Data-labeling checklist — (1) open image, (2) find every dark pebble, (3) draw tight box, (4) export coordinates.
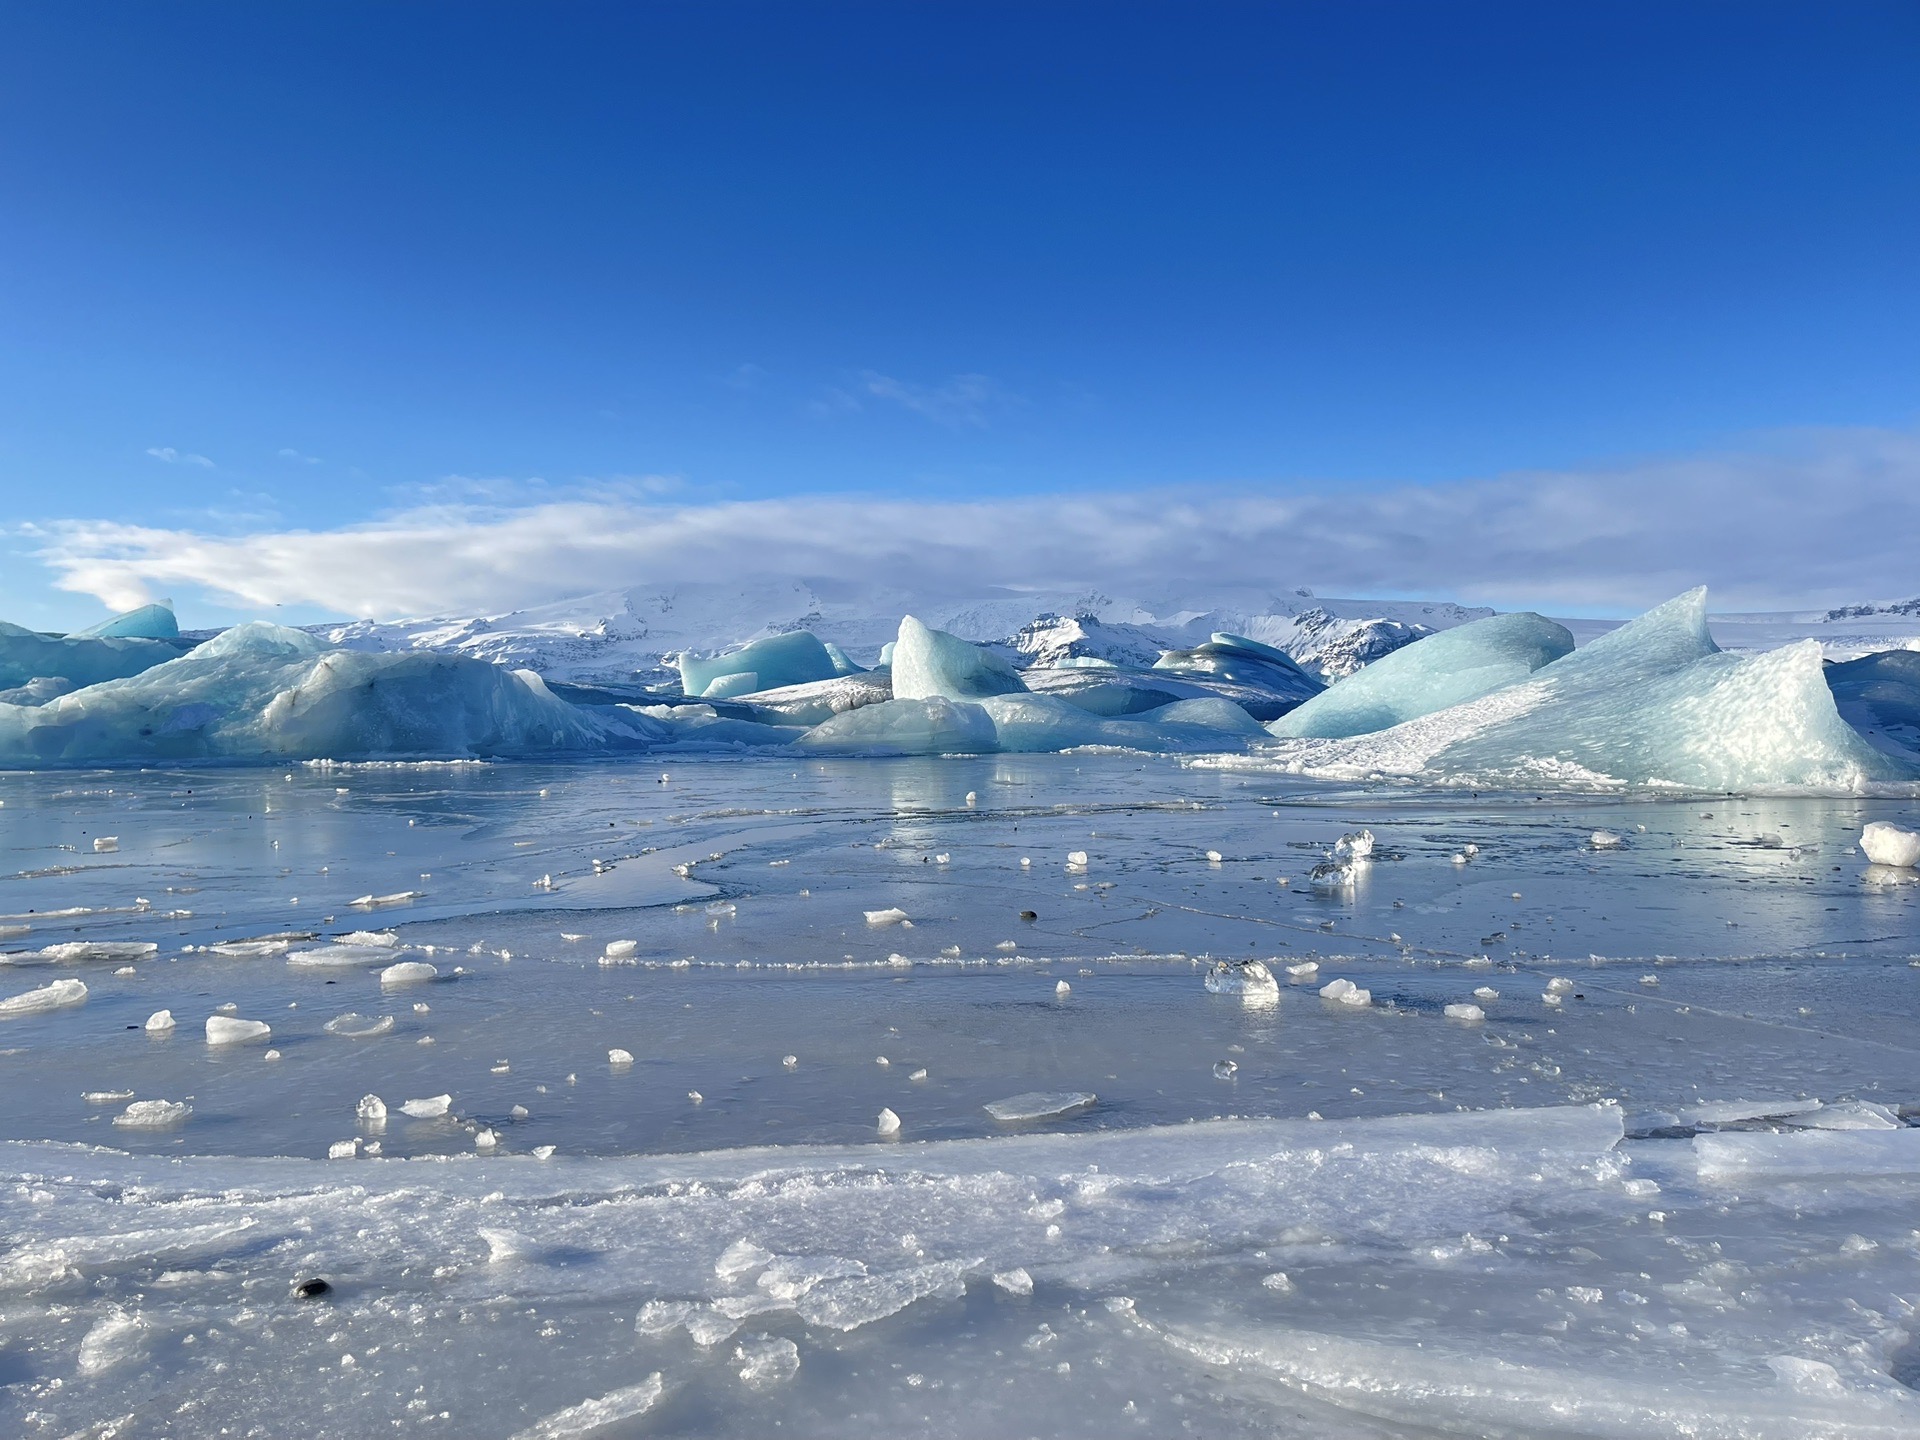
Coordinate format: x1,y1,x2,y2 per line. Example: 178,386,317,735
1019,910,1037,921
292,1278,332,1299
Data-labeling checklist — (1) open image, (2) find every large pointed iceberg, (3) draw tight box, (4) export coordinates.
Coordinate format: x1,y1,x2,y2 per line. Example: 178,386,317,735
1222,590,1918,792
0,623,653,763
73,601,182,641
1270,612,1574,738
890,616,1027,701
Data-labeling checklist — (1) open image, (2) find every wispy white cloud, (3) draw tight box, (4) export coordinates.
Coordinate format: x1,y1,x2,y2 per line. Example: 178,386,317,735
812,371,1016,428
35,429,1920,619
277,447,321,465
145,446,214,468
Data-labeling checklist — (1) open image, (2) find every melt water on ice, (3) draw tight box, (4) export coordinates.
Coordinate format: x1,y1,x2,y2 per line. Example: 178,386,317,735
2,755,1920,1436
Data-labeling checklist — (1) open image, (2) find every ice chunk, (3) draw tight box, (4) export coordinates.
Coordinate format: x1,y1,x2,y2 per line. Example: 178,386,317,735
205,1015,271,1045
378,960,438,987
608,1048,634,1067
1054,979,1071,996
13,940,157,964
352,890,422,908
328,1139,362,1160
1472,986,1500,1002
509,1374,665,1439
877,1108,902,1136
890,616,1026,701
1589,829,1625,850
734,1333,801,1389
92,835,119,852
1333,828,1375,859
678,631,840,698
1678,1097,1824,1126
145,1008,175,1032
324,1012,395,1037
1443,1003,1485,1022
287,944,395,969
1778,1099,1901,1131
356,1094,388,1125
715,1238,773,1280
77,1310,150,1374
1204,960,1279,997
1318,978,1371,1007
864,908,910,927
112,1098,191,1128
1285,960,1320,979
1309,859,1358,889
1270,612,1574,739
0,976,88,1017
1861,821,1920,868
984,1091,1097,1122
992,1267,1034,1295
400,1094,452,1118
603,939,638,958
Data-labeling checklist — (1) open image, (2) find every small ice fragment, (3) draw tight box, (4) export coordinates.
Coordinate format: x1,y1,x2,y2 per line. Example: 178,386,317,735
1463,843,1479,856
1780,1099,1901,1130
414,1001,430,1012
909,1068,928,1081
1206,960,1279,996
1589,829,1625,850
205,1015,270,1046
378,961,437,987
965,791,978,806
992,1267,1034,1295
1318,978,1371,1007
1055,980,1071,996
357,1094,387,1125
560,932,584,942
1206,850,1224,863
0,977,89,1017
113,1098,190,1128
1309,859,1357,889
77,1311,146,1374
1640,974,1660,986
400,1094,452,1118
782,1054,798,1069
1213,1060,1238,1079
875,1055,890,1066
984,1091,1097,1122
1261,1272,1295,1293
608,1048,635,1067
1862,821,1920,868
604,939,638,958
934,854,950,865
1546,976,1575,994
1284,960,1319,979
1334,828,1374,859
349,891,421,908
734,1333,801,1389
82,1089,136,1104
324,1012,394,1038
1543,992,1563,1007
687,1090,702,1104
715,1238,772,1279
864,907,910,927
93,836,119,853
1444,1003,1485,1022
1451,852,1468,865
1066,850,1089,869
877,1107,902,1136
1020,857,1031,868
1472,986,1500,1002
510,1374,665,1439
328,1138,361,1160
511,1104,528,1118
145,1008,176,1032
474,1128,499,1151
263,1048,281,1061
532,1144,556,1160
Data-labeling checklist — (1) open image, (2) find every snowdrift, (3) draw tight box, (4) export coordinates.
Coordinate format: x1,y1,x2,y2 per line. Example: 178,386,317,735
1225,589,1920,792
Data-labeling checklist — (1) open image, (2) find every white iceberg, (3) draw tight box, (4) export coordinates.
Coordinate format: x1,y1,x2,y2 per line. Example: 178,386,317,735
890,616,1027,701
1235,589,1919,792
1270,612,1573,739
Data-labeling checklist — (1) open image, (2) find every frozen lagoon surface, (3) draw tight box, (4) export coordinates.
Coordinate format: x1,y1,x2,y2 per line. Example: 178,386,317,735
1,755,1919,1437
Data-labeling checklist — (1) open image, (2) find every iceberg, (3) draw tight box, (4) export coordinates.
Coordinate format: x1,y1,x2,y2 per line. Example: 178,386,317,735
677,631,840,699
1825,649,1920,760
795,691,1265,756
1225,590,1919,792
0,621,181,693
0,622,657,764
1154,632,1321,696
1269,611,1574,738
890,616,1027,701
73,601,181,641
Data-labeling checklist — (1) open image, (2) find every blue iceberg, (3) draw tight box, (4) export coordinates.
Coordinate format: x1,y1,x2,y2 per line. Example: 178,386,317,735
677,631,841,699
1269,612,1574,739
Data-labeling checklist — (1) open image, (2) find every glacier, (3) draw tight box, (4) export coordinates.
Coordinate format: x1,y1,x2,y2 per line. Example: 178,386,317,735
1269,610,1574,738
1221,589,1920,792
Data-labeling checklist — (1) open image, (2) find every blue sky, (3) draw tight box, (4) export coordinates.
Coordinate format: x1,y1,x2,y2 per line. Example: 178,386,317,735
1,3,1916,627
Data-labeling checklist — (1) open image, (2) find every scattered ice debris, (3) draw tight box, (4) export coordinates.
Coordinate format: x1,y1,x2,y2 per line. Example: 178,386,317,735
1334,828,1375,859
509,1374,665,1440
1861,821,1920,868
992,1267,1034,1296
356,1094,388,1126
1318,978,1371,1007
1472,986,1500,1002
205,1015,271,1045
350,891,422,908
1443,1003,1486,1022
608,1048,635,1068
92,835,119,853
1589,829,1625,850
864,907,910,927
1213,1060,1239,1079
112,1098,190,1128
144,1008,175,1032
877,1108,902,1136
984,1091,1097,1122
734,1333,801,1389
1261,1272,1295,1294
328,1139,361,1160
399,1094,452,1119
1054,979,1071,996
324,1012,395,1037
378,961,438,987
